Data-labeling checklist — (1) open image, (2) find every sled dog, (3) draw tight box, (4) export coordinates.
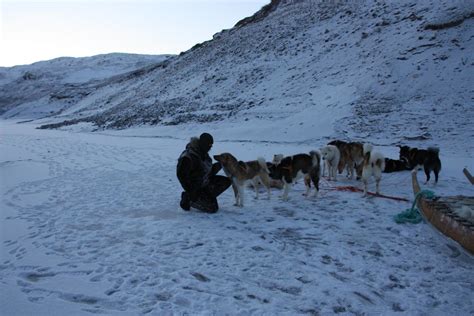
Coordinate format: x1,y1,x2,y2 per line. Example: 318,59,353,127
383,158,410,173
362,144,385,197
320,145,340,181
398,145,441,183
271,151,321,201
213,153,272,207
329,140,364,179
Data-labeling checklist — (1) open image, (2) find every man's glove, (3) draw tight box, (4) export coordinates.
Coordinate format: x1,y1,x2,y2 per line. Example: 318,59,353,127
211,162,222,175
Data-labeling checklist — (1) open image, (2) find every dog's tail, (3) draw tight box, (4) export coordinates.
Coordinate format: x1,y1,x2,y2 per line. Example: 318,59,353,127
363,143,373,164
363,143,373,155
309,150,321,168
371,152,386,170
257,157,270,173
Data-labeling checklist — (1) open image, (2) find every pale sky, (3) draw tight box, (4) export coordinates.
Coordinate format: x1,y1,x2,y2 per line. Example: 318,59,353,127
0,0,269,67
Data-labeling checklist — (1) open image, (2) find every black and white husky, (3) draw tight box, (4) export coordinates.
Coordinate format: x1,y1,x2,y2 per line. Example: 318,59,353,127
398,145,441,183
270,151,321,201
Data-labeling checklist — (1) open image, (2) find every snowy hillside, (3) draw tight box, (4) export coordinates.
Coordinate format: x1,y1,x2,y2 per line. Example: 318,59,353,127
0,53,170,119
1,0,470,154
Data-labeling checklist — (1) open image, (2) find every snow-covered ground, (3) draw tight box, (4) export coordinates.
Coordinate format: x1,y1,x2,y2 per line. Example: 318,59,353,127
1,119,473,315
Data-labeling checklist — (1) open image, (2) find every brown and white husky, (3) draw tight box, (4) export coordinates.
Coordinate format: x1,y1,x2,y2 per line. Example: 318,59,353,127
213,153,272,207
328,140,364,179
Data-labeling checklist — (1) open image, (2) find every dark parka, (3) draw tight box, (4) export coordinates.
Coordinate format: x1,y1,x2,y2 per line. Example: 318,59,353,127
176,137,213,198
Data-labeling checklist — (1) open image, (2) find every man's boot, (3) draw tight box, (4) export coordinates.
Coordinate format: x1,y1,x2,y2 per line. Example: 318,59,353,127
180,192,191,211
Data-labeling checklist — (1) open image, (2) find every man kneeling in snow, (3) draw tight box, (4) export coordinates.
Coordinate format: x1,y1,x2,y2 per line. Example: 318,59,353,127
176,133,231,213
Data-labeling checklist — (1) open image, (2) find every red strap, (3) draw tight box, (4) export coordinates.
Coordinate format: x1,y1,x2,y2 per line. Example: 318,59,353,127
334,186,409,202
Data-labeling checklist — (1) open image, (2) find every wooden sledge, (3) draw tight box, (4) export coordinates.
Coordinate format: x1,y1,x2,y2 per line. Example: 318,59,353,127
412,171,474,255
463,168,474,185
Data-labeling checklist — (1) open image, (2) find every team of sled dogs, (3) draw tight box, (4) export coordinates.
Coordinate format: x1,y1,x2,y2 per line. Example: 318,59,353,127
214,140,442,207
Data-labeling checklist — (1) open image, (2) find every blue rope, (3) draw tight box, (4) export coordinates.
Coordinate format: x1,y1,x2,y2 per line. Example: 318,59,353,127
394,190,435,224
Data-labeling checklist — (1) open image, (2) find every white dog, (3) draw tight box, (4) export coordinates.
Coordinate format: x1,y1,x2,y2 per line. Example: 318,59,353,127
361,144,385,196
320,145,340,181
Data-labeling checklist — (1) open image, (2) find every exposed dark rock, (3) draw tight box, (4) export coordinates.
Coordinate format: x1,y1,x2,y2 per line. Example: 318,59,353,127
235,0,282,28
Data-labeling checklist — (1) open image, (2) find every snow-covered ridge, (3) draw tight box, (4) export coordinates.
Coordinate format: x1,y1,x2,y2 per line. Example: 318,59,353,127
0,53,171,118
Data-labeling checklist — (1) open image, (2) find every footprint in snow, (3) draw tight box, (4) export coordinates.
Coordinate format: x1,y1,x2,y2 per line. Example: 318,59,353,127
190,272,210,282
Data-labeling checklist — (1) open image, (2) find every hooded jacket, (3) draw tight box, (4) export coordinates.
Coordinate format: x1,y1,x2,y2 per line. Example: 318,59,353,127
176,137,213,195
